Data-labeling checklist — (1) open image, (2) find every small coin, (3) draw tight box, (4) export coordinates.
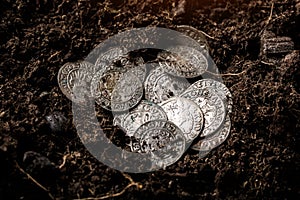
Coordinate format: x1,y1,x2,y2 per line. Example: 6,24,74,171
95,47,127,66
175,25,209,53
133,120,186,169
111,71,143,112
144,66,190,104
189,79,233,114
159,97,204,143
180,87,226,137
192,114,231,152
157,46,208,78
113,100,168,136
57,61,96,104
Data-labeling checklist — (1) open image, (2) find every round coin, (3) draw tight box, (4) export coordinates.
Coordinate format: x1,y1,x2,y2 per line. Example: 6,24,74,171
57,61,96,104
113,100,168,137
133,120,186,169
111,71,143,112
180,87,226,137
191,114,231,152
157,45,208,78
159,97,204,143
144,66,190,104
189,79,233,114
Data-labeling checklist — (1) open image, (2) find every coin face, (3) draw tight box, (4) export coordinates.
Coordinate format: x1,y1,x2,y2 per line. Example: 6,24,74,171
175,25,209,53
180,88,226,137
113,100,167,136
159,97,204,143
192,114,231,152
144,66,190,104
133,120,186,169
110,71,143,112
189,79,233,114
157,46,208,78
57,61,95,104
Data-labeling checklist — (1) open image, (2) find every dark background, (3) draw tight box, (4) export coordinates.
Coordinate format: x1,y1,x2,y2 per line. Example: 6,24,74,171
0,0,299,199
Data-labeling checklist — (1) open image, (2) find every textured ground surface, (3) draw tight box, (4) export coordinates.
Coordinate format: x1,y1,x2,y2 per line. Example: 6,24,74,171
0,0,299,199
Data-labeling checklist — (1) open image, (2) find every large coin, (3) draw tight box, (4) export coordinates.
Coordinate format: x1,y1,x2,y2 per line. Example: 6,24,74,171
175,25,209,54
133,120,186,169
159,97,204,143
192,114,231,152
189,79,233,114
144,66,190,104
110,71,143,112
57,61,96,104
157,45,208,78
113,100,167,137
180,88,226,137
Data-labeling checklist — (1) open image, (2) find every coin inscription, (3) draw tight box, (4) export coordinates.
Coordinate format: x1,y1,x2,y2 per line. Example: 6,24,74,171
180,88,226,137
159,97,204,143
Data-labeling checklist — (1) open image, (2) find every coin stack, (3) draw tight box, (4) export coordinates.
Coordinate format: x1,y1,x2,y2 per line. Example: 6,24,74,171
57,25,232,168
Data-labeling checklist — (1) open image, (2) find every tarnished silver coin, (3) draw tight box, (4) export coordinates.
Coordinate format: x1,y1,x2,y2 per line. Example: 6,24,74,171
176,25,209,54
157,45,208,78
144,66,190,104
57,61,96,104
192,114,231,152
159,97,204,143
189,79,233,114
113,100,167,136
180,88,226,137
133,120,186,169
110,71,143,112
95,47,127,66
91,70,122,110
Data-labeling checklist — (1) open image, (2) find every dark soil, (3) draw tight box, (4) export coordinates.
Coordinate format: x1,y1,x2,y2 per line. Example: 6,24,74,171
1,0,299,199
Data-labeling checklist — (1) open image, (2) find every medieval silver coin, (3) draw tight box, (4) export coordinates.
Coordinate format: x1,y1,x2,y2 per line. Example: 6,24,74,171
159,97,204,143
189,79,233,114
144,66,190,104
113,100,168,137
176,25,209,53
180,87,226,137
192,114,231,152
157,45,208,78
110,71,144,112
57,61,96,104
133,120,186,169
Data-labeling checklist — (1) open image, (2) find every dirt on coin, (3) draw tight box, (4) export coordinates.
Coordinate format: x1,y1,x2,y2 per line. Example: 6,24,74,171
0,0,299,199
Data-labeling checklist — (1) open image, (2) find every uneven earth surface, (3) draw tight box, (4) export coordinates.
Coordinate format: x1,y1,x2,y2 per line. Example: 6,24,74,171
0,0,299,199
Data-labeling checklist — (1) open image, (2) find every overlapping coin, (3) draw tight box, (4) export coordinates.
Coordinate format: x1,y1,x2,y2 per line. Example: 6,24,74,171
113,100,167,136
180,87,227,137
159,97,204,143
144,66,190,103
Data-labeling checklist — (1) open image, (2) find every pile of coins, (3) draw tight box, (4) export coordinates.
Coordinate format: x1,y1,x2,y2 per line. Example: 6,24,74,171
57,26,232,169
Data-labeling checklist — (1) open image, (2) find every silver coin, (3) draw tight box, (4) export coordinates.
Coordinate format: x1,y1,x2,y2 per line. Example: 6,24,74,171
144,66,190,104
157,45,208,78
180,88,226,137
91,70,122,110
113,100,167,137
192,114,231,152
110,71,143,112
95,47,127,66
57,61,95,104
133,120,186,169
189,79,233,114
175,25,209,53
159,97,204,143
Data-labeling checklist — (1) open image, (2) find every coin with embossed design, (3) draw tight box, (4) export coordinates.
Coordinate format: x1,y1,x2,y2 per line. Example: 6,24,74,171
189,79,233,114
192,114,231,152
157,45,208,78
133,120,186,169
57,61,96,104
113,100,167,137
144,66,190,104
159,97,204,143
180,87,226,137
